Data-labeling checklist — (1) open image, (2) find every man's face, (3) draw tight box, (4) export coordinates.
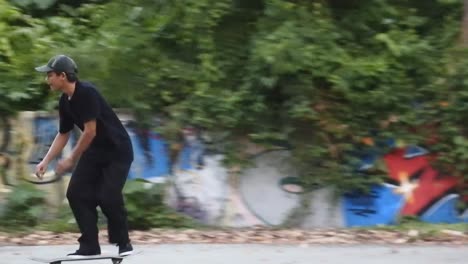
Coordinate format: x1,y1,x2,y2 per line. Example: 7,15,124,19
45,72,67,91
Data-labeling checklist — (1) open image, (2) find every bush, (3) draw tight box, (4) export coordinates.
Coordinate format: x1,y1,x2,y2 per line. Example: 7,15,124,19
0,183,46,230
37,204,79,233
123,179,197,230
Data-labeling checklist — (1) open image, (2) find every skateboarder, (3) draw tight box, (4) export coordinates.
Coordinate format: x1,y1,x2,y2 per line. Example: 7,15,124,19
34,55,134,257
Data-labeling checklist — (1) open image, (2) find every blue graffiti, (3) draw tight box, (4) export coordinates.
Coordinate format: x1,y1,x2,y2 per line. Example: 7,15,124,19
30,117,60,169
126,128,170,180
343,184,405,227
178,144,204,170
420,194,468,223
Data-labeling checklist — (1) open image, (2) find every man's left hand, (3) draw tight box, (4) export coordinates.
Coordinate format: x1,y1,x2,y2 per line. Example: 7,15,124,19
55,157,75,175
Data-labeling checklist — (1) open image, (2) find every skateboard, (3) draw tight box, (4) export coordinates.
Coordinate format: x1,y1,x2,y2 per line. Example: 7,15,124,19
30,251,140,264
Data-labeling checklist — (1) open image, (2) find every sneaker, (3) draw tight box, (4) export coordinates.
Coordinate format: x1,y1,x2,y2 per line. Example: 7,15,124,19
118,242,134,256
67,248,101,258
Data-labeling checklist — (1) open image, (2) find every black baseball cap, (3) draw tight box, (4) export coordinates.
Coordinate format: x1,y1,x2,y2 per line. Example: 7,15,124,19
35,55,78,73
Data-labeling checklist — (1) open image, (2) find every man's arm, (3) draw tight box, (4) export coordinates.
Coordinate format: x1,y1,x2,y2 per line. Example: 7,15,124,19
53,120,96,176
43,131,71,164
36,131,71,178
69,119,96,162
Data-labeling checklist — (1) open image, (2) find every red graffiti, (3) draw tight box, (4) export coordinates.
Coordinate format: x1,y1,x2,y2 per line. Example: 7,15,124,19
384,149,460,215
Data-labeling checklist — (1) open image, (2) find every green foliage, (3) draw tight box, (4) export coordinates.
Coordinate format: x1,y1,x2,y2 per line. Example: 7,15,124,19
1,0,59,113
0,183,46,230
419,48,468,193
123,179,197,230
11,0,56,10
2,0,467,199
0,179,197,232
37,204,79,233
374,215,467,233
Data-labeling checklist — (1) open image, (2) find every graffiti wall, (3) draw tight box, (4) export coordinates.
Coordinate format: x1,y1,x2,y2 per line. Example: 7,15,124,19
0,115,14,195
342,145,468,226
0,111,466,227
165,129,467,227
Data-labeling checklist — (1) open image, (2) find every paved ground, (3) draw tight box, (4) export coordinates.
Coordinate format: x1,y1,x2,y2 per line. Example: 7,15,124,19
1,244,467,264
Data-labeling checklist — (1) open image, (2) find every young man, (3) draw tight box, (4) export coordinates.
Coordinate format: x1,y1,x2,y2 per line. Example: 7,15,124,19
34,55,134,257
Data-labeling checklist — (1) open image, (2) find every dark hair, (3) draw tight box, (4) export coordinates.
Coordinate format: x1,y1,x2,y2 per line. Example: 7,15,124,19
53,71,78,82
65,72,78,82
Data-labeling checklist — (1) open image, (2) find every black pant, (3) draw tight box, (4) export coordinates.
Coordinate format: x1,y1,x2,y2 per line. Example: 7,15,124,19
66,145,133,250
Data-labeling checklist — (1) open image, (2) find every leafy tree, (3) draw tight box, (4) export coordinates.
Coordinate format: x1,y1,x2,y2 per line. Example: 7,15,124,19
2,0,467,199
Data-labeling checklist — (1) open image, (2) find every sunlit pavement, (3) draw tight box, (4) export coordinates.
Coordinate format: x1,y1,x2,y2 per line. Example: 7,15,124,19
1,244,467,264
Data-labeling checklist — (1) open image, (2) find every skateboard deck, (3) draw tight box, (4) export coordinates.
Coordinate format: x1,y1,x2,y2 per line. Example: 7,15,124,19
30,251,140,264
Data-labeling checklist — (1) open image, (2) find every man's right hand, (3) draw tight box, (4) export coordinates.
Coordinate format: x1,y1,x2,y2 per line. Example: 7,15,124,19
35,160,48,179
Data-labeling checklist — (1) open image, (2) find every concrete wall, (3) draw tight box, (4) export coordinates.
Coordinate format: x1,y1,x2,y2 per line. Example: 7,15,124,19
0,111,466,227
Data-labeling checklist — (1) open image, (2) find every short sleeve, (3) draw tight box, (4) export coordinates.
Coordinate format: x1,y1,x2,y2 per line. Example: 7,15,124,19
59,96,74,134
79,87,101,123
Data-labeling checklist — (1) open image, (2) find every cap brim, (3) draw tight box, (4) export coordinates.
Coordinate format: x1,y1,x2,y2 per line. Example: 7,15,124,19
35,64,53,72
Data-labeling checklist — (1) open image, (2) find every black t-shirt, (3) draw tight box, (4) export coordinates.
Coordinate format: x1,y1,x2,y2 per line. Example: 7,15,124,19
59,81,132,154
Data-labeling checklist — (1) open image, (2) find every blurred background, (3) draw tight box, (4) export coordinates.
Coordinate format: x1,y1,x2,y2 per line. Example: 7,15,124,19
0,0,466,233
